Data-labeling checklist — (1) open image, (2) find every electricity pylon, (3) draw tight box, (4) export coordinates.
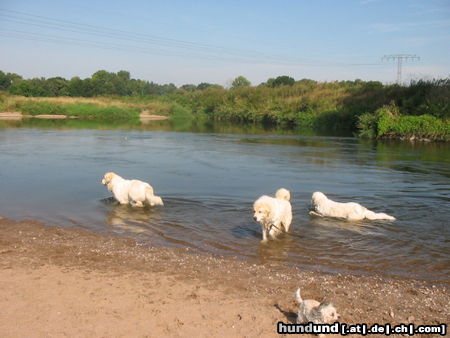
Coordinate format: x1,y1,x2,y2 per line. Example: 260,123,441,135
382,54,420,84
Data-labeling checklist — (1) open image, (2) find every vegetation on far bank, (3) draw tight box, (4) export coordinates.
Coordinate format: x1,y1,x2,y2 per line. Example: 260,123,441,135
0,70,449,140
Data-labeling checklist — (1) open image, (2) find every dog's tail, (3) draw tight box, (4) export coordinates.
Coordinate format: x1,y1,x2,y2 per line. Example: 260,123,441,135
295,288,303,304
145,187,164,206
276,188,290,201
364,210,395,221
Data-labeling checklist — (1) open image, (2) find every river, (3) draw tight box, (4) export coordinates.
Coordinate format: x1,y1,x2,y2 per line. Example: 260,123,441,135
0,119,449,282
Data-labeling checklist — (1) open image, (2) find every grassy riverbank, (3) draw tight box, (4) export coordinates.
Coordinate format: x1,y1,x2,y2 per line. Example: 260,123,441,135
0,93,179,121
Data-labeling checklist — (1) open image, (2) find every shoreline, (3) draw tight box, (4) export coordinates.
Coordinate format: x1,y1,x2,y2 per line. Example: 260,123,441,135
0,112,170,121
0,217,448,337
1,111,447,142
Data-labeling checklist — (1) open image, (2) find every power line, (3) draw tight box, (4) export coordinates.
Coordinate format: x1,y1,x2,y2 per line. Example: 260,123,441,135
382,54,420,84
0,9,321,64
0,8,385,68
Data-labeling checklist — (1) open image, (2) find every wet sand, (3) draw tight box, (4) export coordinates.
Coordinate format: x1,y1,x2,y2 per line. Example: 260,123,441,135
0,217,448,337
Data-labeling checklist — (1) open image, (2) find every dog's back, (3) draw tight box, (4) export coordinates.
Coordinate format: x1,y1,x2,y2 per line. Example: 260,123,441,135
312,192,395,221
109,175,133,204
274,189,292,232
129,180,164,206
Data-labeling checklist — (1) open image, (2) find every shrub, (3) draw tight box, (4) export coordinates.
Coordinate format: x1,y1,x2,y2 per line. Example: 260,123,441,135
358,104,450,141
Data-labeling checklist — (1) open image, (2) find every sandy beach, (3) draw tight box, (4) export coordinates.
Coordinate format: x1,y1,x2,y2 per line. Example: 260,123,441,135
0,217,448,337
0,112,169,121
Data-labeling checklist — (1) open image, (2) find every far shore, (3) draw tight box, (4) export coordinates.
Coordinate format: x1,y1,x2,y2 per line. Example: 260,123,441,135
0,217,448,337
0,112,170,121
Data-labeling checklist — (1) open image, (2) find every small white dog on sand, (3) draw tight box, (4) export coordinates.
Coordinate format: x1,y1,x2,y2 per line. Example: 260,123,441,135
253,188,292,242
295,288,340,325
310,191,395,221
101,172,163,207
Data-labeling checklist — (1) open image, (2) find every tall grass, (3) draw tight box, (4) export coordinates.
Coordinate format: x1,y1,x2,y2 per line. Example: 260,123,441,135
16,101,140,121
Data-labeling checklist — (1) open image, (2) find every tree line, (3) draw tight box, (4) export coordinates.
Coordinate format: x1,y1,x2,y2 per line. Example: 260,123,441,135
0,70,300,97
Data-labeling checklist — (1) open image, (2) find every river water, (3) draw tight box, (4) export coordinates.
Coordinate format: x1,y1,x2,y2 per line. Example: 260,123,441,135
0,119,449,282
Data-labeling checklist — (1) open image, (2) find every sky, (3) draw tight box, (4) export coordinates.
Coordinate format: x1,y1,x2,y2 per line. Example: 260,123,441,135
0,0,449,86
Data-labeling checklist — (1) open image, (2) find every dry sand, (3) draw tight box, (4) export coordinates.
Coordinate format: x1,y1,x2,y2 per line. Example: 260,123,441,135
0,217,448,337
0,112,169,121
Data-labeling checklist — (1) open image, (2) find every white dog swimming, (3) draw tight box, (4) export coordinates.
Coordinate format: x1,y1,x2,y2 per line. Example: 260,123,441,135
101,172,163,207
253,188,292,241
295,288,340,325
310,192,395,221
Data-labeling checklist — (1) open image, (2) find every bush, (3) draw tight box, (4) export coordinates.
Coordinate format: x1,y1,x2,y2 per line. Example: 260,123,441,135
358,105,450,141
357,113,378,138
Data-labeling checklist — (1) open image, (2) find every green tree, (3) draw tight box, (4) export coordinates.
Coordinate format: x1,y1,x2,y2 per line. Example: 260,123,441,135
91,70,115,95
272,75,295,87
197,82,214,90
264,75,295,87
9,78,47,96
45,77,69,96
0,71,22,90
68,77,95,97
231,76,251,88
180,84,197,91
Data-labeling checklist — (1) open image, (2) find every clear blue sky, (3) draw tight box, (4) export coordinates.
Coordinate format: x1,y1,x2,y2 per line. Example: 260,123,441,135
1,0,449,86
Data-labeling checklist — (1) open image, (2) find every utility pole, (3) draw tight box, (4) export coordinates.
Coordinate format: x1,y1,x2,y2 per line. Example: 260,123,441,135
382,54,420,84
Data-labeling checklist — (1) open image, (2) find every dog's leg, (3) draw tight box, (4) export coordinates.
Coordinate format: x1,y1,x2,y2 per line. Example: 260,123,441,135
133,201,144,207
309,211,323,217
282,213,292,233
364,210,395,220
261,225,268,242
269,222,281,238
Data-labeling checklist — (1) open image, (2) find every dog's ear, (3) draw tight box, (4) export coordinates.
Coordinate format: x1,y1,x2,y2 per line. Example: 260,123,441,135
105,172,115,183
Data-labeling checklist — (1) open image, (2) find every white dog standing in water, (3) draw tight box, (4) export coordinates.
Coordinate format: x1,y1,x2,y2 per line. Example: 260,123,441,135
310,191,395,221
253,188,292,242
101,172,163,207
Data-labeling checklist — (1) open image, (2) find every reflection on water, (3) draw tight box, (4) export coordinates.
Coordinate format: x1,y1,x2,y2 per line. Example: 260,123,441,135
0,119,449,282
0,116,348,136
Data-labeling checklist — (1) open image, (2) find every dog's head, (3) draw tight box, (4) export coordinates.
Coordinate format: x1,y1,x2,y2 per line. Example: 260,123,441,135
312,191,328,205
275,188,290,201
149,195,164,207
101,172,117,185
253,197,272,223
310,301,340,324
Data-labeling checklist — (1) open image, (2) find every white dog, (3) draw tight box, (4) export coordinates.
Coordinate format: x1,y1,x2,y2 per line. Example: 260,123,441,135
253,188,292,242
295,288,340,325
310,191,395,221
101,172,163,207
